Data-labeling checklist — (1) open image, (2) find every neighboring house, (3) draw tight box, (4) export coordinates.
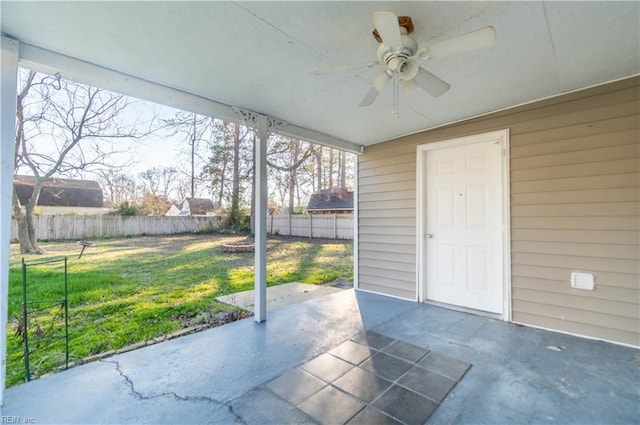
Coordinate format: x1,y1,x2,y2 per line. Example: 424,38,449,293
307,189,354,214
357,77,639,347
14,175,105,215
181,198,216,216
165,204,180,216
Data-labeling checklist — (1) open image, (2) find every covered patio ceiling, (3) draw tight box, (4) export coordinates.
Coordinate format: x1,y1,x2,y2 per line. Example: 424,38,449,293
2,1,638,150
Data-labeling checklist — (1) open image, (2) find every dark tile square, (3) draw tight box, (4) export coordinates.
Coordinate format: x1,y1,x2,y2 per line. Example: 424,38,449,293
359,352,413,381
399,366,457,402
300,353,354,383
372,385,438,425
347,407,403,425
333,366,392,403
267,368,327,405
298,385,365,425
351,331,395,350
329,340,377,365
418,352,472,381
231,387,319,425
383,340,430,363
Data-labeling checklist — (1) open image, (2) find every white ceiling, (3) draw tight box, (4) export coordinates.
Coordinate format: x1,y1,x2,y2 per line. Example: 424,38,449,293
2,1,639,148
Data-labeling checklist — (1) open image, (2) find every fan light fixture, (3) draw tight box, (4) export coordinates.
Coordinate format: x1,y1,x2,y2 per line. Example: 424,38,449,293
313,12,496,118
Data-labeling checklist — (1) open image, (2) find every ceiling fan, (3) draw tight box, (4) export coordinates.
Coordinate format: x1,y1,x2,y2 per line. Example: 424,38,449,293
314,12,496,118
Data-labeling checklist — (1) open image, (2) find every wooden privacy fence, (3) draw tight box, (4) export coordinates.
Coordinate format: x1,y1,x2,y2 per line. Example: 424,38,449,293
11,214,354,241
267,214,353,240
11,215,221,241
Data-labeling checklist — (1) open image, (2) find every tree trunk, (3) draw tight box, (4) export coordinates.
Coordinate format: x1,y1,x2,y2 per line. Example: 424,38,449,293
230,123,241,226
315,148,323,191
328,148,334,189
12,189,43,254
340,151,347,188
288,139,299,215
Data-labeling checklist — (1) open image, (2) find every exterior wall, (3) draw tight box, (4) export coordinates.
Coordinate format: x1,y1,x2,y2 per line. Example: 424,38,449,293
358,77,639,346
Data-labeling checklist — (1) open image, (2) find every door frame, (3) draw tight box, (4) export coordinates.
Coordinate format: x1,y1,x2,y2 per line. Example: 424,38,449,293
416,129,512,321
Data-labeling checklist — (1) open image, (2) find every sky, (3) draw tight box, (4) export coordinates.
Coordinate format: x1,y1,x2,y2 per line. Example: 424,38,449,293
115,101,192,174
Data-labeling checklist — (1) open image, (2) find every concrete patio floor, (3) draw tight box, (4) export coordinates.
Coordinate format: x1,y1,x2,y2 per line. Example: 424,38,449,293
2,289,638,424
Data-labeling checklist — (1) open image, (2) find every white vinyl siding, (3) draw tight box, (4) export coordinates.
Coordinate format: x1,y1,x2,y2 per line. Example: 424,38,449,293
357,76,639,346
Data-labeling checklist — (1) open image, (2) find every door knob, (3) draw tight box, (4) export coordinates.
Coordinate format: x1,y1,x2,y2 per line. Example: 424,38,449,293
425,234,433,239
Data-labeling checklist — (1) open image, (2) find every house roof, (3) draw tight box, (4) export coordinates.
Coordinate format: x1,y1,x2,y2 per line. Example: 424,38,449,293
185,198,215,215
14,175,104,208
2,2,638,150
307,189,354,211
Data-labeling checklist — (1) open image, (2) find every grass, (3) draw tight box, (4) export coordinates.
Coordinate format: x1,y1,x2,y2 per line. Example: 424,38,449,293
7,233,353,387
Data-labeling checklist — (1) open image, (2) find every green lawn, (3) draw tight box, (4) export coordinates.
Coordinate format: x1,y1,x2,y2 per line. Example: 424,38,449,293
7,234,353,386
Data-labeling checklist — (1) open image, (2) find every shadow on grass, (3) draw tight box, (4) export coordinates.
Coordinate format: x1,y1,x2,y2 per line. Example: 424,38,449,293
6,234,352,386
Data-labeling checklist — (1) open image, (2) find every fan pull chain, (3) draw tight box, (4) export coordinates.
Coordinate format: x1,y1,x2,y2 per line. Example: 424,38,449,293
392,71,400,118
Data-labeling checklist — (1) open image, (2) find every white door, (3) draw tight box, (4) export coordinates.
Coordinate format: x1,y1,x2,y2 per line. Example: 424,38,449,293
425,139,503,313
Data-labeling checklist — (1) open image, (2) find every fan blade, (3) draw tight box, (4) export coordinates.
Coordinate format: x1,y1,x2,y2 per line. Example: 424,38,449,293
428,26,496,59
372,71,391,93
359,72,391,107
372,12,403,50
402,79,418,93
414,68,450,97
359,87,380,107
314,61,378,75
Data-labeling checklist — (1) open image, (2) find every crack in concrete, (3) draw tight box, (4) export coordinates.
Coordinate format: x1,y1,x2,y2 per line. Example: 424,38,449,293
101,359,248,424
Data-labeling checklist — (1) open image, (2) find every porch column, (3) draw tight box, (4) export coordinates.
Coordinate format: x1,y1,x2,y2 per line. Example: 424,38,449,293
0,36,19,406
254,115,268,322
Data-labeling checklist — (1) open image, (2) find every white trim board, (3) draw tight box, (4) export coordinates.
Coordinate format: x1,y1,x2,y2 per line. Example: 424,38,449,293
416,129,511,321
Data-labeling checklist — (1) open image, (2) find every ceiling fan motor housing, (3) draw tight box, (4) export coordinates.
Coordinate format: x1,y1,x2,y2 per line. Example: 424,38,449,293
377,36,419,80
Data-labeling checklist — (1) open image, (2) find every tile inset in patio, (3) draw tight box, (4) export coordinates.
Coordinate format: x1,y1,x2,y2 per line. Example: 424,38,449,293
372,385,439,425
329,340,377,365
266,368,326,405
262,331,472,425
398,366,457,402
382,339,430,363
333,367,392,403
351,330,395,350
298,385,365,424
347,406,403,425
418,351,472,381
300,352,354,383
359,352,413,381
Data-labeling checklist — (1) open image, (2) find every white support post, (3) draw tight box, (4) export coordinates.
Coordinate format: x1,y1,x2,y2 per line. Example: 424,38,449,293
0,36,19,407
254,115,268,323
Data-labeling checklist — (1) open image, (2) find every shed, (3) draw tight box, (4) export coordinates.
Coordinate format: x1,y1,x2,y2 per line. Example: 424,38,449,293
165,204,180,216
181,198,216,216
307,189,353,214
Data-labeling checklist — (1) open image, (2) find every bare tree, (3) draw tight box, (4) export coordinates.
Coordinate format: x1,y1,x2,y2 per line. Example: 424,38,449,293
328,148,335,189
13,69,153,253
96,169,138,205
138,166,178,200
162,111,212,201
340,150,347,188
267,136,315,214
314,147,323,191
